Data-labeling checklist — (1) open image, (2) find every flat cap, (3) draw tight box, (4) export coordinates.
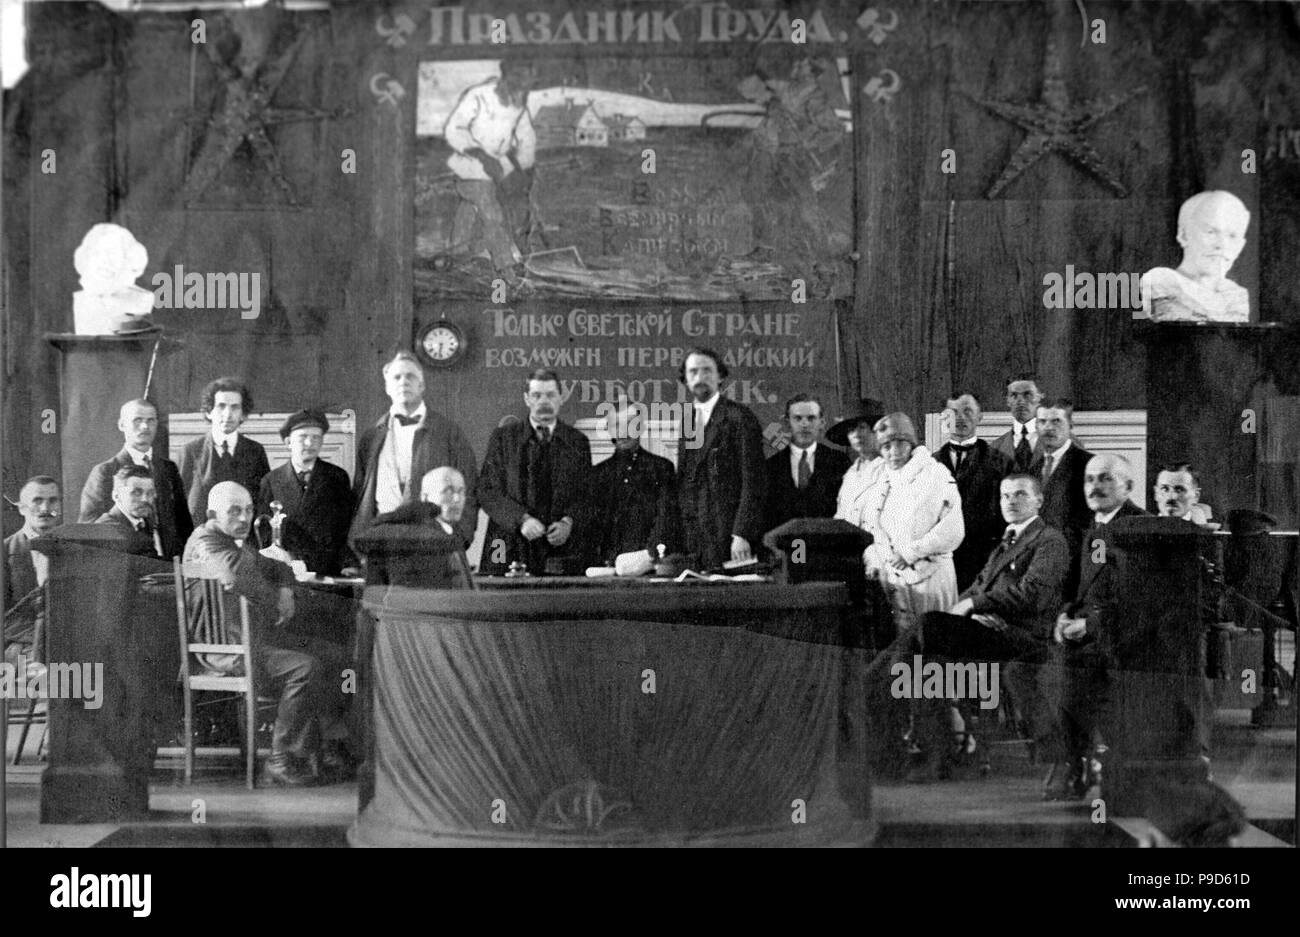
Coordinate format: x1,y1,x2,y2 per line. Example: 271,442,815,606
279,409,330,439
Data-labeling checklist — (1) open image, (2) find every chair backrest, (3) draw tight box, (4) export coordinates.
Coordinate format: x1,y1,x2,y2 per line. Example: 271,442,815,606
172,556,254,677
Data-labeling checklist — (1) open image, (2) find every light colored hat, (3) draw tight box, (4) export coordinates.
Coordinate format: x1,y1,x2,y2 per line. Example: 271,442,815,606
873,412,917,447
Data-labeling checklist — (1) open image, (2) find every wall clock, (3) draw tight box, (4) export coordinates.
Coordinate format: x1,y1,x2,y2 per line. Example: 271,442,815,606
415,319,467,368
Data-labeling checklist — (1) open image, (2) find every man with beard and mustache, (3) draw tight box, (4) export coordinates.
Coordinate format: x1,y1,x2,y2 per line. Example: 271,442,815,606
1047,453,1147,800
992,378,1043,474
675,348,767,570
80,398,192,558
4,475,61,669
479,369,592,575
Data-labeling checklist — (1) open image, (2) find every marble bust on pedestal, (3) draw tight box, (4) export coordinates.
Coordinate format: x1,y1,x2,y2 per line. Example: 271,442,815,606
72,223,155,335
1138,190,1251,323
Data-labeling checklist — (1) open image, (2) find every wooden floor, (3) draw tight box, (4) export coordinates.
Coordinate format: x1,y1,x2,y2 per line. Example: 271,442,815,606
3,712,1293,847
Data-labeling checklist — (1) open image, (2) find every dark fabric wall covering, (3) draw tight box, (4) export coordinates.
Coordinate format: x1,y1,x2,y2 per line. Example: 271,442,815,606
4,1,1298,527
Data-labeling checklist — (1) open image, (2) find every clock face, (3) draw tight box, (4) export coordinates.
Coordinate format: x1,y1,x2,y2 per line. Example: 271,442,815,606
423,327,459,359
416,320,466,367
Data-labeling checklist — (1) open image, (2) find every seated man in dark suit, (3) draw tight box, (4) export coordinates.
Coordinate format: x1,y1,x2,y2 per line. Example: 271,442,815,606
934,391,1013,591
587,401,680,566
94,465,166,557
180,377,271,530
353,467,475,588
79,398,191,557
256,409,355,576
1028,398,1093,597
4,475,61,670
763,393,849,534
902,473,1070,780
1049,453,1148,800
183,481,345,787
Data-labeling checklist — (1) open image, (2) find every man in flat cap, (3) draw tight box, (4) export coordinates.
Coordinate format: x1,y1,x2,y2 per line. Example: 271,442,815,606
256,410,356,577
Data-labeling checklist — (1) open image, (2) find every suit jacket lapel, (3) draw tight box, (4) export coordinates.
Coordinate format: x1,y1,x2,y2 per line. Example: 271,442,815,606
984,519,1044,583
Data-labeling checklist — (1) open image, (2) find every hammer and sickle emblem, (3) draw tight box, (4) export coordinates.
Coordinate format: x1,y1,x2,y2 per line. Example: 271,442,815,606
369,73,406,107
856,8,899,45
863,69,902,104
375,13,417,48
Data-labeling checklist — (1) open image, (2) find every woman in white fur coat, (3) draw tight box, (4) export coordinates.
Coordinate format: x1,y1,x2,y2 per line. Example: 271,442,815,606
843,412,964,632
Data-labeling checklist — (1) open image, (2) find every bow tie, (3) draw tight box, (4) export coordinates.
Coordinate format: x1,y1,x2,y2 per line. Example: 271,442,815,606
393,413,420,427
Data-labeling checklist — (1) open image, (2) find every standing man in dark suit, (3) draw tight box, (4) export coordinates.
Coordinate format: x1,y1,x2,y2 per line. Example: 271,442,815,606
479,369,592,575
94,465,165,557
351,351,479,547
257,410,355,577
935,392,1013,591
4,475,61,669
763,393,849,533
676,348,767,570
80,398,192,558
587,401,680,566
179,378,271,529
1049,453,1148,800
1028,398,1094,597
900,474,1070,780
992,377,1043,473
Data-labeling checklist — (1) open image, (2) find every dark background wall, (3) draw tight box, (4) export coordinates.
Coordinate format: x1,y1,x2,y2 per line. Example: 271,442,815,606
4,0,1298,527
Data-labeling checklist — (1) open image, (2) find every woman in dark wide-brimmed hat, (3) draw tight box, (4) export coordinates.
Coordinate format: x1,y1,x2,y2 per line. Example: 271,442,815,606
829,399,884,523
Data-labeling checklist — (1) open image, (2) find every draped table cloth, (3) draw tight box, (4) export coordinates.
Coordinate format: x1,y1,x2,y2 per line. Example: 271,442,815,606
349,579,874,847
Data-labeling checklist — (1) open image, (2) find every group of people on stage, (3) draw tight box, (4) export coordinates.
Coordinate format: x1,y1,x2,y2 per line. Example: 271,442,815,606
3,351,1228,792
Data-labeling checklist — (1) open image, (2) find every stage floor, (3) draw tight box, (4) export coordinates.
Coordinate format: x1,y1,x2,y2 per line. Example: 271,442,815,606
4,711,1293,848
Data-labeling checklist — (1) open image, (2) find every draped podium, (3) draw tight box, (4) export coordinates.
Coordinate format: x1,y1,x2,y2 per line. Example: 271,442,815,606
349,580,874,847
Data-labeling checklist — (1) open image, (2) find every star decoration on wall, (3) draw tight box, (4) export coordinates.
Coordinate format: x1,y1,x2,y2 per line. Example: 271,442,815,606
965,40,1146,198
183,28,351,207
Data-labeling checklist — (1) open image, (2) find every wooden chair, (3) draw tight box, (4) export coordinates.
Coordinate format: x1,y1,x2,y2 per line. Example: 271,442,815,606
172,557,259,789
7,696,47,765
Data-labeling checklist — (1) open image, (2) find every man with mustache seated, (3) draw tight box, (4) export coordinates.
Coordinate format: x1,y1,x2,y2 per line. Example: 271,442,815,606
4,475,61,670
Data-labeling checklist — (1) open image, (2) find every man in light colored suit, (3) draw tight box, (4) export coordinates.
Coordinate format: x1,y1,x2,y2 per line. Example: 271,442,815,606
4,475,61,668
351,351,479,547
992,378,1044,474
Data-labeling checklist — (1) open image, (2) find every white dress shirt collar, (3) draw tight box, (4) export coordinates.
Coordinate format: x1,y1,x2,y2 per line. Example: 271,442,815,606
1005,516,1038,540
1095,505,1124,526
389,401,427,425
1012,418,1036,439
211,427,240,450
126,446,152,466
789,441,816,483
693,392,722,427
1042,437,1073,460
948,436,978,448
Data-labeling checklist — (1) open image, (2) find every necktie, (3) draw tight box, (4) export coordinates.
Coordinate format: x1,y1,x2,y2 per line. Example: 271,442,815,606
220,440,230,459
1003,527,1018,548
797,449,811,489
537,425,551,444
297,470,311,489
1042,453,1054,482
142,453,152,470
1014,428,1031,471
394,413,420,427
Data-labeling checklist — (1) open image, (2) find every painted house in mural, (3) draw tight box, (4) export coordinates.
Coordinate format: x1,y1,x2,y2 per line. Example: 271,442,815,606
534,101,609,148
605,114,647,142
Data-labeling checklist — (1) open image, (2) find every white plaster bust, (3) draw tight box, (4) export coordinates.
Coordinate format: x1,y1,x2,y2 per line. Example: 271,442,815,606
1139,190,1250,323
72,223,155,333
